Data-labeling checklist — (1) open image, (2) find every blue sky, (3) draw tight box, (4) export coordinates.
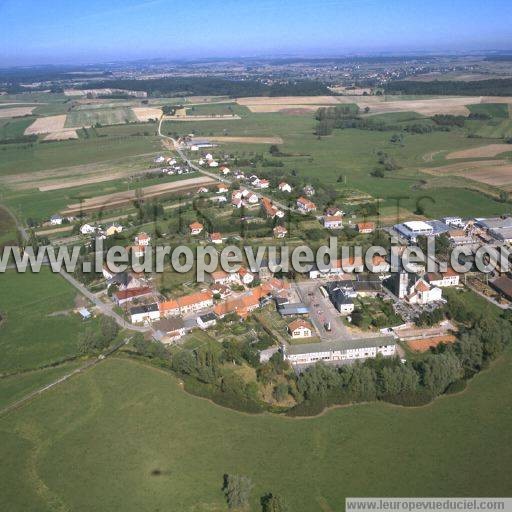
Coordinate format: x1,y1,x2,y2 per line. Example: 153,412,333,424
1,0,511,66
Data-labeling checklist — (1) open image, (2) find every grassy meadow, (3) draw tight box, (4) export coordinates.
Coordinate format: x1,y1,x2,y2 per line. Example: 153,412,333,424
0,352,511,511
0,269,94,373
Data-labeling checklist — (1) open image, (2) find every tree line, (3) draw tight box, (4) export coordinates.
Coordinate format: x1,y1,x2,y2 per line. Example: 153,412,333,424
384,78,512,96
78,77,331,98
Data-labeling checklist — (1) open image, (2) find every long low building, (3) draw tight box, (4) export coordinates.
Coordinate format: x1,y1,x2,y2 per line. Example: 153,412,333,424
283,336,397,367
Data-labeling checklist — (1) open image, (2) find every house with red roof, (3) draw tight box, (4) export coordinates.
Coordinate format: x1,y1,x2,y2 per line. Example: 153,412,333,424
189,222,204,235
288,319,313,339
296,196,316,213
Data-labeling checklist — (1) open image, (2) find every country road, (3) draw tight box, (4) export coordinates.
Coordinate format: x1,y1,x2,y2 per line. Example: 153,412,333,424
58,269,151,333
157,117,297,214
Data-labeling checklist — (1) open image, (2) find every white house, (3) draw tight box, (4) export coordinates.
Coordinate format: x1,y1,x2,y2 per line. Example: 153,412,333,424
425,269,460,287
135,232,151,246
130,304,160,324
406,279,443,305
80,224,96,235
197,312,217,330
209,161,219,168
288,319,313,339
232,189,244,200
254,178,270,189
245,192,259,205
273,225,288,238
50,214,63,225
208,270,236,286
323,215,343,230
278,182,292,193
297,197,316,213
209,232,223,244
217,183,229,194
238,267,254,285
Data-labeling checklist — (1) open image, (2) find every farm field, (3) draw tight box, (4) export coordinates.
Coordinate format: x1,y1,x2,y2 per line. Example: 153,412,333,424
64,107,138,128
236,95,512,115
447,143,512,159
0,352,511,511
0,133,160,176
0,269,95,373
60,174,216,215
0,206,17,247
0,117,36,140
424,160,512,187
0,106,36,118
2,172,200,221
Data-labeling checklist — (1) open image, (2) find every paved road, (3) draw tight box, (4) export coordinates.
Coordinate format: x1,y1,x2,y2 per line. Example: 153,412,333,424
157,117,298,214
59,269,151,333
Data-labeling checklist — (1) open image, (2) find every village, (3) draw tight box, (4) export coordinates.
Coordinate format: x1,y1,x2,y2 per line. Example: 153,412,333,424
57,142,512,372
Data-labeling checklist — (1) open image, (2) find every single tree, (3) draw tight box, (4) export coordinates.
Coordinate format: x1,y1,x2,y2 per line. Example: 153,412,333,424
223,474,253,510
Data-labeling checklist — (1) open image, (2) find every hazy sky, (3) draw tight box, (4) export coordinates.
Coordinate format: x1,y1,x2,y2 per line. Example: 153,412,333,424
1,0,511,66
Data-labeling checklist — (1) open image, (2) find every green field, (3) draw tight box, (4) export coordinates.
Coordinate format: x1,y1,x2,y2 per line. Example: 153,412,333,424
0,361,81,410
466,118,512,139
0,269,94,373
0,352,510,511
467,103,510,119
0,133,160,176
65,107,138,128
185,102,247,116
0,117,36,140
0,206,17,246
3,170,200,221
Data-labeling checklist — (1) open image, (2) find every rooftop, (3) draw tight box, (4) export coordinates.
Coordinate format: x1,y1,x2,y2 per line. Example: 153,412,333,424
285,336,396,356
403,220,432,231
